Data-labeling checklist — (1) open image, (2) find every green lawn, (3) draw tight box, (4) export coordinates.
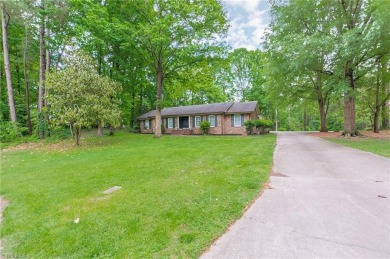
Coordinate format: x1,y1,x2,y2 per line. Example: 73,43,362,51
326,138,390,158
0,133,276,258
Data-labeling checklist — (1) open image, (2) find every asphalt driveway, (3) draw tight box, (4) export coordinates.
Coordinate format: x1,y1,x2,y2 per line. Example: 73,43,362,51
201,132,390,258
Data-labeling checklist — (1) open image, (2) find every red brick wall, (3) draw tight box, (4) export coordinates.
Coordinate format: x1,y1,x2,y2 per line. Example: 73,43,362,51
140,119,154,134
140,112,258,135
222,114,252,135
163,115,223,135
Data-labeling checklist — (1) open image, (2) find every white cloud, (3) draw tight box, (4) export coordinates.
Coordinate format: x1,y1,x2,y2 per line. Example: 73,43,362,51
222,0,270,50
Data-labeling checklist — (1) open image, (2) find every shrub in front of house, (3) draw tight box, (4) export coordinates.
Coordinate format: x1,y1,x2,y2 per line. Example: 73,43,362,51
255,119,274,134
244,120,256,134
244,119,274,134
200,121,210,134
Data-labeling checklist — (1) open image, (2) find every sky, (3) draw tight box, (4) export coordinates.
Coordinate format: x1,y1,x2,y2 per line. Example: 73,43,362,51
221,0,271,50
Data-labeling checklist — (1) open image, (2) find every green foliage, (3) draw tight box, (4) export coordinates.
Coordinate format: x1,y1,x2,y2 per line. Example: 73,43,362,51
213,49,270,113
256,119,274,129
1,133,276,257
200,120,210,134
244,119,274,134
0,121,22,143
244,120,256,133
46,48,122,145
164,60,227,107
129,0,228,136
327,116,343,132
3,0,389,146
37,110,49,138
264,0,389,133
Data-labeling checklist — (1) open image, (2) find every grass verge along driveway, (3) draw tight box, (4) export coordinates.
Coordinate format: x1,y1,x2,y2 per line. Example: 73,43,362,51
311,131,390,158
1,133,276,258
327,138,390,158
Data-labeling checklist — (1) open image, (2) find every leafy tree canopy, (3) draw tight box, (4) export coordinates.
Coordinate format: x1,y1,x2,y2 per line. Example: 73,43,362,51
46,48,122,145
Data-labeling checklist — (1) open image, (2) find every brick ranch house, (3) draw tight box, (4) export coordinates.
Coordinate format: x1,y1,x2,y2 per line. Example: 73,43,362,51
138,101,259,135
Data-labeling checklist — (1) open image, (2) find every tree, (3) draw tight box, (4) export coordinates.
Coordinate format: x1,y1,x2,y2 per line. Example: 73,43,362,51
129,0,228,137
1,2,17,123
214,49,264,102
164,59,227,107
332,0,383,136
46,49,122,145
371,0,390,132
265,0,388,134
265,0,336,132
37,0,46,138
23,10,33,135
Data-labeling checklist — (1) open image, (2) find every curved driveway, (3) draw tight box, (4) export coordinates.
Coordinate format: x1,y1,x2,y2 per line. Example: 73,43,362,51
201,132,390,258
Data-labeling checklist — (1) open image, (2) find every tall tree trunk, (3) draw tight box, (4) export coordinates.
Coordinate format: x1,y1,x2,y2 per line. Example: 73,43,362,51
154,58,163,138
24,23,32,135
38,3,46,139
1,3,17,123
45,17,51,137
380,56,390,130
313,72,328,132
139,84,143,115
343,64,357,136
275,109,278,131
373,61,381,133
15,61,21,95
318,98,328,132
130,90,135,129
45,22,50,73
343,95,356,136
98,45,102,75
303,106,307,131
38,7,45,113
381,102,389,129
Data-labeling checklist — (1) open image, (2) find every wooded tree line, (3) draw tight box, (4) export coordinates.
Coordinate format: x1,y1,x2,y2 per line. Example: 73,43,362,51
265,0,390,135
1,0,389,142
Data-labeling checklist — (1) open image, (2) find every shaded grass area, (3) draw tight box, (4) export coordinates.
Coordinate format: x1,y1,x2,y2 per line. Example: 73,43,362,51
1,133,276,258
326,138,390,158
0,129,72,150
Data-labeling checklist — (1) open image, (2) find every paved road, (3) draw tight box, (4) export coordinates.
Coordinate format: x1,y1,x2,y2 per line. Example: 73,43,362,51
201,132,390,258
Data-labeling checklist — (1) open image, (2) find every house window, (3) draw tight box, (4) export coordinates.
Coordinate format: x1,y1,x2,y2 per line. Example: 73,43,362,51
144,119,150,129
167,117,174,128
179,116,189,129
209,115,216,127
234,114,242,127
195,116,201,128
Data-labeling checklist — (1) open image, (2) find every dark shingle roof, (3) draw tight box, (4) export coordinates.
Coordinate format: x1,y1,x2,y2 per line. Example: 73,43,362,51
138,101,257,119
225,101,258,114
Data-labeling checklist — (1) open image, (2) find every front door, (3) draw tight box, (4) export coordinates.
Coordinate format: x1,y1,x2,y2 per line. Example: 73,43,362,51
179,116,189,129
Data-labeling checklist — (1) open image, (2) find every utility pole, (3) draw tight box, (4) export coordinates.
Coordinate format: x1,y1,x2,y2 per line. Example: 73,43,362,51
275,109,278,131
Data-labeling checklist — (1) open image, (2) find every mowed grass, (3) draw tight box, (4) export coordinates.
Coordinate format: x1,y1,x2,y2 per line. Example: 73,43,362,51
326,138,390,158
0,133,276,258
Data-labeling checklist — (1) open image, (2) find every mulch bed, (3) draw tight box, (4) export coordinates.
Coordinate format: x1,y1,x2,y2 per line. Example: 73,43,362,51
309,130,390,140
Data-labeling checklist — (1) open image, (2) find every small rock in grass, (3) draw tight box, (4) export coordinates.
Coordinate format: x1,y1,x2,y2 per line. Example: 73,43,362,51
103,186,122,194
